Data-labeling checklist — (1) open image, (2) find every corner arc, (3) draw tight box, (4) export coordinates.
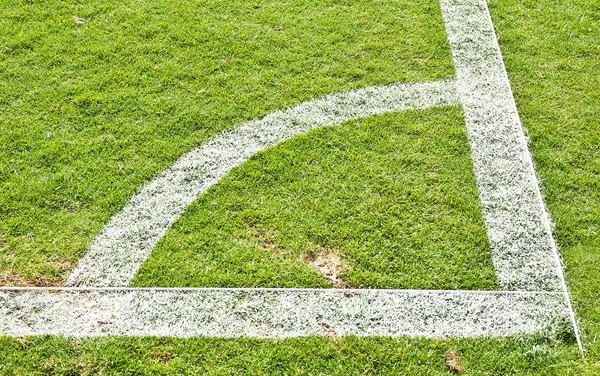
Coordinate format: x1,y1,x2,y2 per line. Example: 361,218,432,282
66,80,460,287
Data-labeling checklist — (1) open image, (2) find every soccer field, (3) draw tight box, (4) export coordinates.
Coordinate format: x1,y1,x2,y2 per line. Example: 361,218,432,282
1,0,598,374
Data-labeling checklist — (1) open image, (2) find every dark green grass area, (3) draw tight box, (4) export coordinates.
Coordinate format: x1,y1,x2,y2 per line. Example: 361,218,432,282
0,336,584,375
134,108,497,289
0,0,454,286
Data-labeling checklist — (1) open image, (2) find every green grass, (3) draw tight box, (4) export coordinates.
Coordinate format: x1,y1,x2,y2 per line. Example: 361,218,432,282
1,0,599,374
133,107,496,289
0,336,584,375
0,0,454,286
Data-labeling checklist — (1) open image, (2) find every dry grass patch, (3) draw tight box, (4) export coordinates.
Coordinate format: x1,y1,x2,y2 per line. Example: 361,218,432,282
152,350,174,364
0,259,71,287
0,272,59,287
444,351,464,373
305,247,348,288
0,272,29,287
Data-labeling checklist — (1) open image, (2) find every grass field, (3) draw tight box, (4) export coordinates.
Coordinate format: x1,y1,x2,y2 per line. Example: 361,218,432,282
1,0,599,374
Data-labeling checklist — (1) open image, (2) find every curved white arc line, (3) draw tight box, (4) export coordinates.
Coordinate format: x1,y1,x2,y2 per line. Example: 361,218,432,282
66,80,460,287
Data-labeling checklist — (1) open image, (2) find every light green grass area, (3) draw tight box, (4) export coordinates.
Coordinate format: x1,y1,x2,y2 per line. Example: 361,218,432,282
1,0,599,374
134,107,496,289
0,0,454,286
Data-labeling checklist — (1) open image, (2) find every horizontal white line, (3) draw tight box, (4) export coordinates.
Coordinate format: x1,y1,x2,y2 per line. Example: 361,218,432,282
0,289,570,338
0,287,563,295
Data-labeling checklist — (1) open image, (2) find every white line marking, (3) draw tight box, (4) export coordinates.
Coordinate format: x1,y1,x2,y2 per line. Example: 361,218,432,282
66,80,460,287
0,289,570,338
441,0,562,292
441,0,582,351
477,0,583,353
0,286,565,294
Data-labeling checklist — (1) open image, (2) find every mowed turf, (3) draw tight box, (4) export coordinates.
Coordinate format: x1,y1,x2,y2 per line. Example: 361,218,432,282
0,0,454,286
134,107,497,289
1,0,599,374
0,336,583,375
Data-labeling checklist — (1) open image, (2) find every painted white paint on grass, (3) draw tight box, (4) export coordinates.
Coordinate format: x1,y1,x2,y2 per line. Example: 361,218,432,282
440,0,581,351
66,80,460,287
441,0,563,292
0,289,570,338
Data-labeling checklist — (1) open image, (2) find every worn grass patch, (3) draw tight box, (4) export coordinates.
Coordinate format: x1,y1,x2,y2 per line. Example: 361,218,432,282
134,108,497,289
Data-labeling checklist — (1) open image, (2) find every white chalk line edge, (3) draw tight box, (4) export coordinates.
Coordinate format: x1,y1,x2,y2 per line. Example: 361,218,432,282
478,0,582,352
441,0,581,350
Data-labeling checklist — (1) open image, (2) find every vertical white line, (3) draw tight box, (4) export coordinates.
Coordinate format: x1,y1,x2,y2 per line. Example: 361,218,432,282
440,0,582,353
479,0,583,355
440,0,562,291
